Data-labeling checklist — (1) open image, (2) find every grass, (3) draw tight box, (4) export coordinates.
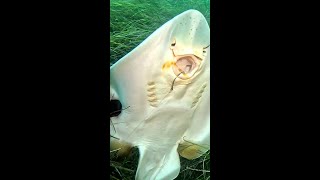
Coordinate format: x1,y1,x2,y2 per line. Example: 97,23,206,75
110,148,211,180
110,0,210,179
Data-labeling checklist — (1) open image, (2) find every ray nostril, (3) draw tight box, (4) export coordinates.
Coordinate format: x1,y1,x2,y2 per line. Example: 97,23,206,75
170,39,176,47
110,100,122,117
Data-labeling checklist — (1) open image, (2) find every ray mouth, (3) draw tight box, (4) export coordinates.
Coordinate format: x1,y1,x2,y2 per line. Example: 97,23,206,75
172,55,199,80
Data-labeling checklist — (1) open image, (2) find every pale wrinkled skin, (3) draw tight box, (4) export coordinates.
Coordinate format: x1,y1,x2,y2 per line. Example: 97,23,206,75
110,10,210,180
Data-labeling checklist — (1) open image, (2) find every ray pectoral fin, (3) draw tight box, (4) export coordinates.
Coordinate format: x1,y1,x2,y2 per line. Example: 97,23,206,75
110,139,133,158
181,81,210,160
136,145,181,180
178,140,209,160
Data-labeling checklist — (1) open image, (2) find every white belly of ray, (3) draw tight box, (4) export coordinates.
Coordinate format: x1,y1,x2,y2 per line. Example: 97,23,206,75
110,9,210,180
